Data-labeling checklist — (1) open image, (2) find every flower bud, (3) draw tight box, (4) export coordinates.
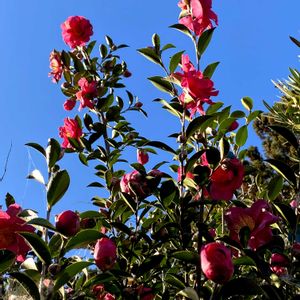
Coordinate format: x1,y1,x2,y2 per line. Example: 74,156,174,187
201,242,234,284
123,70,132,78
63,98,76,111
134,101,143,108
55,210,80,236
270,253,289,276
227,120,239,132
137,149,149,165
94,237,117,271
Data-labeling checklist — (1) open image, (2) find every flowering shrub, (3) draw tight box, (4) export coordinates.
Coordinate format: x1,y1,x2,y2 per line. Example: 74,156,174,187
1,1,300,299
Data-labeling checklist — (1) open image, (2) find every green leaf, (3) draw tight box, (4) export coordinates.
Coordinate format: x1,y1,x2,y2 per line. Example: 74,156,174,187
219,137,230,160
177,287,199,300
206,102,223,114
137,255,164,276
267,175,283,201
165,273,186,289
290,36,300,48
144,140,176,154
5,192,15,207
46,138,61,169
169,51,185,73
65,229,105,252
197,28,215,56
219,278,265,298
241,96,253,111
161,43,176,52
235,125,248,147
273,202,297,230
172,250,199,264
130,163,146,175
152,33,160,53
47,170,70,208
265,159,297,186
148,76,174,95
79,210,102,219
247,110,262,123
110,222,132,235
269,125,299,151
120,192,136,213
160,180,179,207
185,150,205,173
230,110,246,118
169,24,193,39
137,48,162,66
233,256,257,268
25,142,46,157
19,232,52,265
186,115,213,139
53,261,93,292
203,61,220,78
9,272,40,300
0,250,16,273
27,218,56,231
49,234,64,258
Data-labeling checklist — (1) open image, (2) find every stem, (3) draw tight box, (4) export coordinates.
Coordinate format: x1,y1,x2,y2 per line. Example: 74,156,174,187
196,202,204,295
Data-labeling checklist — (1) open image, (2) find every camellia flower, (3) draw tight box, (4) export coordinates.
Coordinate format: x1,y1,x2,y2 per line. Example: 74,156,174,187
63,98,76,111
178,0,218,36
137,149,149,165
59,117,83,148
200,242,234,284
120,170,150,199
94,237,117,271
61,16,93,48
173,54,218,116
0,204,34,262
225,200,279,251
49,50,63,83
55,210,80,236
209,158,244,201
76,78,97,110
270,253,289,276
136,285,155,300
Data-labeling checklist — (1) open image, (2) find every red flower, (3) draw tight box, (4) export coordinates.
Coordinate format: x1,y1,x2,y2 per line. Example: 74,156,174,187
137,149,149,165
59,117,83,148
120,171,150,199
178,0,218,36
49,50,63,83
270,253,289,276
76,78,97,110
55,210,80,236
225,200,279,251
61,16,93,48
94,237,117,271
177,166,194,182
201,242,234,284
209,158,244,201
136,285,155,300
0,204,34,262
63,98,76,111
173,55,218,116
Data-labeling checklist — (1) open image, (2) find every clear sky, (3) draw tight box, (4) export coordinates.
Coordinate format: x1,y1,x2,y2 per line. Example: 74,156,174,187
0,0,299,219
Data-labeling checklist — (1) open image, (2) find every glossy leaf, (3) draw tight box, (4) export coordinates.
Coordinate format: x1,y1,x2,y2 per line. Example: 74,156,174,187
9,272,40,300
203,61,219,78
5,192,15,207
47,169,70,207
144,140,176,154
25,142,46,157
236,125,248,147
27,217,56,231
148,76,174,95
165,273,186,289
241,96,253,111
186,115,213,139
53,261,93,292
267,175,283,201
0,250,16,273
172,250,199,264
65,229,105,252
19,232,52,265
137,48,162,66
169,23,193,39
197,28,215,56
169,50,185,73
46,138,61,169
177,287,199,300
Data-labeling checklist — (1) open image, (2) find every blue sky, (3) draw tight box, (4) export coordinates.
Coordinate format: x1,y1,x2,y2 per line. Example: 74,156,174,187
0,0,299,219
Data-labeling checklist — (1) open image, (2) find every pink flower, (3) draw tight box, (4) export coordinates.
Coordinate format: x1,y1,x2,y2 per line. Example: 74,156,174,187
0,204,34,262
137,149,149,165
136,286,155,300
225,200,279,251
94,237,117,271
59,117,83,149
61,16,93,48
177,166,194,182
209,158,244,201
201,242,234,284
120,171,150,199
270,253,289,276
76,78,97,110
173,55,218,116
178,0,218,36
49,50,63,83
55,210,80,236
63,98,76,111
290,199,298,209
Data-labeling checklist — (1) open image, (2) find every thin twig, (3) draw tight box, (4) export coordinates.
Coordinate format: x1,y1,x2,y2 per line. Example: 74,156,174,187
0,142,12,182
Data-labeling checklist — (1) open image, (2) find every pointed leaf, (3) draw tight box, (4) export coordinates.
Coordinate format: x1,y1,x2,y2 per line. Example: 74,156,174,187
65,229,105,252
53,261,93,292
177,287,199,300
172,250,199,264
47,170,70,207
137,48,162,66
169,24,193,39
197,28,215,56
148,76,174,95
19,232,52,265
27,218,56,231
267,175,283,201
165,274,186,289
9,272,40,300
5,192,15,208
236,125,248,147
46,138,61,169
0,250,16,273
25,143,46,157
265,159,297,186
203,61,220,78
144,141,176,154
169,51,185,73
241,96,253,111
186,115,213,139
